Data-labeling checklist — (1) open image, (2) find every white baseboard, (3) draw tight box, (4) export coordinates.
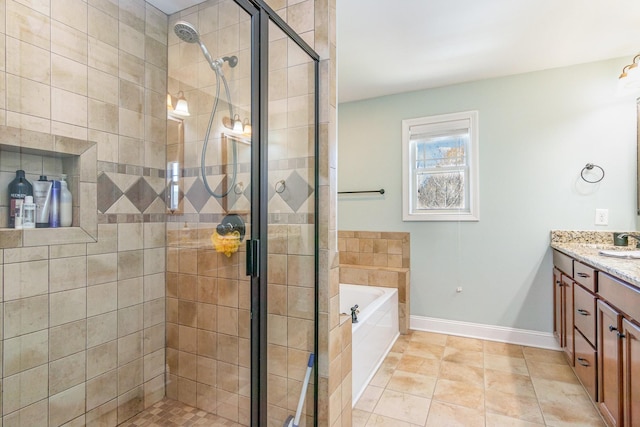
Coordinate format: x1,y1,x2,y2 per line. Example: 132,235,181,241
410,315,560,350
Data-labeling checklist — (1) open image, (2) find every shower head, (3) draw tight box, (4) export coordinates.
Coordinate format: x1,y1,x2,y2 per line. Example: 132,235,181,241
174,21,200,43
174,21,239,73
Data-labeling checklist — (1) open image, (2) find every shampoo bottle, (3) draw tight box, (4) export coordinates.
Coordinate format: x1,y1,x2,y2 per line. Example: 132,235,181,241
49,180,61,228
33,175,52,228
8,170,32,228
22,196,36,229
60,174,72,227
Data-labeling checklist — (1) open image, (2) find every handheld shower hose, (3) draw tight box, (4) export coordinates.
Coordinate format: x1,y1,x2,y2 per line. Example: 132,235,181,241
174,21,240,199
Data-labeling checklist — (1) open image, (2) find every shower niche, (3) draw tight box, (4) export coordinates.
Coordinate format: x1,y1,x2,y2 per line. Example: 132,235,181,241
0,125,97,248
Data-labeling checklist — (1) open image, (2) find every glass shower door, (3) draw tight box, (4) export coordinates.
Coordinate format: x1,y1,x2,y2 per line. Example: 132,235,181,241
166,1,254,425
264,18,318,427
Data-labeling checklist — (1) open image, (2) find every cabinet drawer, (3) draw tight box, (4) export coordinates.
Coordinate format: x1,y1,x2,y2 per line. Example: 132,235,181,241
574,284,596,346
574,329,597,401
553,250,573,276
598,272,640,322
574,262,596,292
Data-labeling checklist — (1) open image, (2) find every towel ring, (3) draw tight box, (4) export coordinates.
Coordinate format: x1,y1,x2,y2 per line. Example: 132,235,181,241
580,163,605,184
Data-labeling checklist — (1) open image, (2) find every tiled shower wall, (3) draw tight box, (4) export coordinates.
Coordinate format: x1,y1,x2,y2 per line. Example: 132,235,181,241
0,0,169,426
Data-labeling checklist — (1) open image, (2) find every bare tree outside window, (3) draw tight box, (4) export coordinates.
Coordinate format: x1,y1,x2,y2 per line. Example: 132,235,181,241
417,172,464,209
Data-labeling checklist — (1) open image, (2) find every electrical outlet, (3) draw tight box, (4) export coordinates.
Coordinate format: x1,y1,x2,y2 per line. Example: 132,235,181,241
595,208,609,226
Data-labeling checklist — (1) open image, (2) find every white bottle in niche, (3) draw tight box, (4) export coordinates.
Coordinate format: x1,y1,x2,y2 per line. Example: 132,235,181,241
60,174,72,227
22,196,36,229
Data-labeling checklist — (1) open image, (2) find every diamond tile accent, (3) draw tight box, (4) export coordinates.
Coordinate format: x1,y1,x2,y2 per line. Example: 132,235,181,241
97,172,123,213
277,170,313,212
125,177,158,213
186,177,210,213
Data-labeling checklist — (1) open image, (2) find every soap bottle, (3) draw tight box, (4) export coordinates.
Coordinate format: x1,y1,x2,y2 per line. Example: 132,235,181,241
49,180,61,228
59,174,72,227
21,196,36,229
8,170,32,228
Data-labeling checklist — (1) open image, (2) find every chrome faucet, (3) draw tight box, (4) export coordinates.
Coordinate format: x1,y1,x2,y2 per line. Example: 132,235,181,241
350,305,359,323
617,233,640,248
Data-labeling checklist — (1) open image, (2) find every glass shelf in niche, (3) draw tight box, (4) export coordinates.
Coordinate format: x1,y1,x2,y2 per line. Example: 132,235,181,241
0,126,97,248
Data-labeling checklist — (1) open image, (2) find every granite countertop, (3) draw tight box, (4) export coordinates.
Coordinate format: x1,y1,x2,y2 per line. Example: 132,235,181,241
551,230,640,288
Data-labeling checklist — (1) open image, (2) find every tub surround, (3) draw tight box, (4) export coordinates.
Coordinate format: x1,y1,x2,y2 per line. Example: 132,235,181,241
338,231,410,334
551,230,640,286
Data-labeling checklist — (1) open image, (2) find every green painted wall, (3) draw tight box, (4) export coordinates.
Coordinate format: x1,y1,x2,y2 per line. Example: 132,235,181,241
338,57,638,332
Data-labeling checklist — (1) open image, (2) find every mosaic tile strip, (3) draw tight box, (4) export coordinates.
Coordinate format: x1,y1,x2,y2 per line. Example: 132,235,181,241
119,398,243,427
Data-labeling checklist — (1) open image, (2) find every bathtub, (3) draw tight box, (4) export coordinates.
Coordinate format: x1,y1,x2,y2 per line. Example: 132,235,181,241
340,284,399,406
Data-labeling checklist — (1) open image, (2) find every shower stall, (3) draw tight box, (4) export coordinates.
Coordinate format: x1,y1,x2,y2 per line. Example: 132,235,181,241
165,1,319,426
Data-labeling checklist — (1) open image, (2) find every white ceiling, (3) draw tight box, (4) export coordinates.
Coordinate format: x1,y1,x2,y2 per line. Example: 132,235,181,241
149,0,640,103
337,0,640,102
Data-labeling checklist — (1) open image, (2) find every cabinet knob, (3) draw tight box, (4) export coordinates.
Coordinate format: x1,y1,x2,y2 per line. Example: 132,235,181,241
609,325,619,332
556,281,562,287
576,272,590,278
576,357,590,367
618,332,626,339
577,309,590,316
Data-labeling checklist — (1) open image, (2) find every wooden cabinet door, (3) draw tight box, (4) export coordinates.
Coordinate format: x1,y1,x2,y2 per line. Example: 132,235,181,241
623,319,640,427
553,268,563,347
562,275,574,364
597,300,622,427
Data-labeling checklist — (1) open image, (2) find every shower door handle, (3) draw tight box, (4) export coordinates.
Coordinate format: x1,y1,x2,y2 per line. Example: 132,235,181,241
246,239,260,277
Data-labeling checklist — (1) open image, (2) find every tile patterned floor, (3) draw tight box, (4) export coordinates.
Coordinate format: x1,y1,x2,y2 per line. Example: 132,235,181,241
353,330,607,427
119,398,243,426
122,331,606,427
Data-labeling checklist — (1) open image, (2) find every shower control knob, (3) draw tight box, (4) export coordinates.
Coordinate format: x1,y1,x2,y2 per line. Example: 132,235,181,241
217,223,234,235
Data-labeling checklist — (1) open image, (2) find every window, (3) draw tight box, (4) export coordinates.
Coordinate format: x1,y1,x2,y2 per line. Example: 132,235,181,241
402,111,479,221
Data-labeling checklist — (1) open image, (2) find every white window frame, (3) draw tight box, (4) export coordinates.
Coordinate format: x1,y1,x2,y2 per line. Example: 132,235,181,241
402,111,480,221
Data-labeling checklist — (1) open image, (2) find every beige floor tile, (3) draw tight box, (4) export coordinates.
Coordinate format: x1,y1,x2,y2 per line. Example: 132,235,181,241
522,347,567,365
530,377,590,404
537,400,605,427
381,351,403,368
386,370,437,398
404,341,445,360
485,369,536,398
369,364,395,388
438,360,484,387
365,413,413,426
352,408,372,427
485,413,545,426
425,400,485,427
484,341,525,358
485,389,545,424
445,335,484,352
432,378,484,411
372,389,431,426
391,335,410,353
442,347,484,368
526,360,580,384
485,353,529,375
355,385,384,412
396,354,440,377
409,330,448,346
531,375,603,425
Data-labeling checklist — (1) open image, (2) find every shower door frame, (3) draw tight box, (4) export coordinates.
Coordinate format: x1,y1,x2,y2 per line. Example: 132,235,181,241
234,0,320,425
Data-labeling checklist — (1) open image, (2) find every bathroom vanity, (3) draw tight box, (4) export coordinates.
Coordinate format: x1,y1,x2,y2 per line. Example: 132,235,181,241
551,232,640,427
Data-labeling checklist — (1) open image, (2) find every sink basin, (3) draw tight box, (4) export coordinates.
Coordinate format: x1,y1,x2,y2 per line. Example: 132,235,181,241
599,250,640,259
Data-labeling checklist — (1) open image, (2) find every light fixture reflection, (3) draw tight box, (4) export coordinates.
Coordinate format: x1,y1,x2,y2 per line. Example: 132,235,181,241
172,91,190,117
243,118,252,136
232,114,244,132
